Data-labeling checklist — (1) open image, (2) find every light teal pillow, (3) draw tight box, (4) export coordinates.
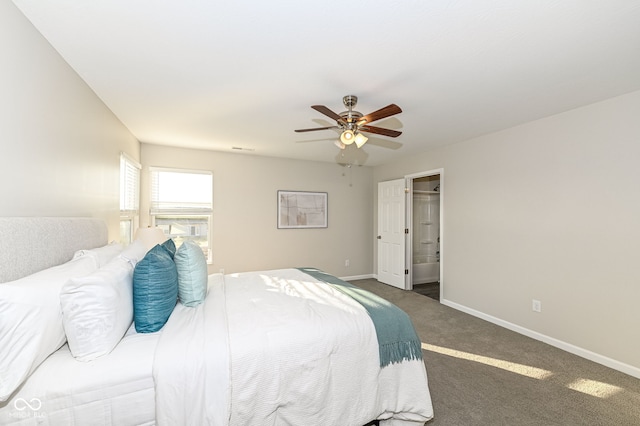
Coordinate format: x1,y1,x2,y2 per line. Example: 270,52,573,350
174,240,208,307
132,244,178,333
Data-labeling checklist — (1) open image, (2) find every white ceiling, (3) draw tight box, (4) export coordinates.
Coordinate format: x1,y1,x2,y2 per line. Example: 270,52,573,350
12,0,640,166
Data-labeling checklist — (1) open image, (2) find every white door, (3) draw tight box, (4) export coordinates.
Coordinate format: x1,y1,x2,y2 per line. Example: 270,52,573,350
377,178,407,289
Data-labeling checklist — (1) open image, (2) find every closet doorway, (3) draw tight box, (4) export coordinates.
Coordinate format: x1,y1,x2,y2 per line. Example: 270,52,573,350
407,170,442,301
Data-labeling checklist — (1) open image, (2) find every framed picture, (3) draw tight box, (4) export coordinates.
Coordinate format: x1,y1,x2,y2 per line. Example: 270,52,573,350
277,190,328,229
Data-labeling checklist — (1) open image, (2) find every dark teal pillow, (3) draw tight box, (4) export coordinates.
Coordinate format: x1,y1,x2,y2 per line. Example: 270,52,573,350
133,244,178,333
161,238,176,259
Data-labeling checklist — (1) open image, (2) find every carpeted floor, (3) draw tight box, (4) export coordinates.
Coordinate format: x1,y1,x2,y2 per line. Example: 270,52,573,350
350,278,640,426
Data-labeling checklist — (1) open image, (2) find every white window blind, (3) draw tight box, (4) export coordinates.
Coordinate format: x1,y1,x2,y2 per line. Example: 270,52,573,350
120,153,141,214
150,168,212,214
149,167,213,262
120,152,141,244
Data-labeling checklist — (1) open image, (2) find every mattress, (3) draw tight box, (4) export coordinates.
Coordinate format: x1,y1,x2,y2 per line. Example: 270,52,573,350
0,325,159,425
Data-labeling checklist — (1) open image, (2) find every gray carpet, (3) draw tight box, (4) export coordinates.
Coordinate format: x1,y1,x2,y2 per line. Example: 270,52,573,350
350,278,640,426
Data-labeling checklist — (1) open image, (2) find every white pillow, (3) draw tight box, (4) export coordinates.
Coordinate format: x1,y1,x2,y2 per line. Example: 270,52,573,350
73,241,124,268
119,239,148,264
0,255,98,402
60,255,136,361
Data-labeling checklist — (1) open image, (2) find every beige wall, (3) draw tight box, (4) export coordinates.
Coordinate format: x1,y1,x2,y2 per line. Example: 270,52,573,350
141,144,373,277
374,90,640,374
0,2,139,239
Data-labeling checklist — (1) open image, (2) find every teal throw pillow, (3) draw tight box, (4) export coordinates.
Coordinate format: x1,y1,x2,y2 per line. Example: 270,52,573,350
133,244,178,333
174,240,208,307
161,238,176,259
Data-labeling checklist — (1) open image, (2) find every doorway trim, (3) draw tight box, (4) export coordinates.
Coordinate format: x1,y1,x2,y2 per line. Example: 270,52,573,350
405,168,444,299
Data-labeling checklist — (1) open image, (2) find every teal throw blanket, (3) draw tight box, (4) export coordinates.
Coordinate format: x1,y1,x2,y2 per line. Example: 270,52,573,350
297,267,423,368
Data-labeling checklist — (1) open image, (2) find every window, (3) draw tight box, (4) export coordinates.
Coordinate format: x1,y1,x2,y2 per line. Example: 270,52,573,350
150,167,213,262
120,153,141,244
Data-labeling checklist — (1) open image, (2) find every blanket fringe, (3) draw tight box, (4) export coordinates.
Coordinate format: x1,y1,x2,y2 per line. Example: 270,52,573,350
380,340,423,367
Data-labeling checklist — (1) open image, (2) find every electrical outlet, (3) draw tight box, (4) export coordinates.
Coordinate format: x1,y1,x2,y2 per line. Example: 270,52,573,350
345,259,350,267
220,268,225,274
532,299,542,312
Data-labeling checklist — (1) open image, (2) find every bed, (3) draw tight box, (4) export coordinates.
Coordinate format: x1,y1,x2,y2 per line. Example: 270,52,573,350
0,217,434,425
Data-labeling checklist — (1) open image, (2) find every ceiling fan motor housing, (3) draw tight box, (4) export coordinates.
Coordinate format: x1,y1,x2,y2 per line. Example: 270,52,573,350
339,111,362,130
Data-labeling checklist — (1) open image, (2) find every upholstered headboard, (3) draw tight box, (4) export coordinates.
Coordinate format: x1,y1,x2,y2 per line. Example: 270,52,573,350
0,217,108,283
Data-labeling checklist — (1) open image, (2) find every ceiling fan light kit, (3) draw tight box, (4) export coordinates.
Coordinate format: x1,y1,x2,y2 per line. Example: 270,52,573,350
354,132,368,148
340,129,355,144
295,95,402,150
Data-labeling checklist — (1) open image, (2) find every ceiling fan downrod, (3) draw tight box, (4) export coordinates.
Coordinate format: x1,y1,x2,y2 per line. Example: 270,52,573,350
340,95,363,131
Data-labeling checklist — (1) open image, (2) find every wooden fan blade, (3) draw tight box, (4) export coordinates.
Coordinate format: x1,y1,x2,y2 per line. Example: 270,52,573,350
311,105,347,124
359,125,402,138
357,104,402,125
295,126,340,133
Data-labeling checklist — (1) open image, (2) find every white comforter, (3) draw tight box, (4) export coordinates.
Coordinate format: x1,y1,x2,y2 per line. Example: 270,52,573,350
153,269,433,426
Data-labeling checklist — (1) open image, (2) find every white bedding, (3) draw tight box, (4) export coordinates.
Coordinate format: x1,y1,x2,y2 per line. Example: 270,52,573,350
0,326,159,425
153,273,231,425
1,268,433,426
154,269,434,426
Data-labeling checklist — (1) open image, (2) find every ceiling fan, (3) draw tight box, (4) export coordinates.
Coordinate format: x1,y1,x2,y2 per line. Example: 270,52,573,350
295,95,402,149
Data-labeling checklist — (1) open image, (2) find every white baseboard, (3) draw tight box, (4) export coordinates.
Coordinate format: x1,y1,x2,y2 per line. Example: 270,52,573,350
441,298,640,380
340,273,375,281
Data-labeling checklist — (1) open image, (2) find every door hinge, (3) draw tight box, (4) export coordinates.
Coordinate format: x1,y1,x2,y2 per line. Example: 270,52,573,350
405,269,409,275
405,228,409,234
